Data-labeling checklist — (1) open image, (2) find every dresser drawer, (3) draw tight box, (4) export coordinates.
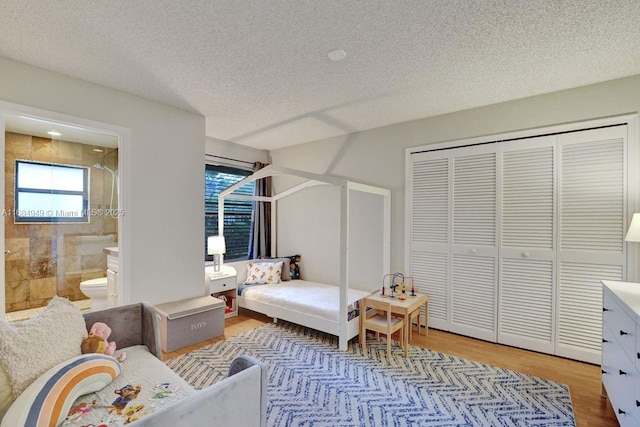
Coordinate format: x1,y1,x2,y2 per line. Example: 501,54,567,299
603,341,637,425
210,276,237,294
637,322,640,373
635,379,640,425
601,339,617,393
604,291,636,362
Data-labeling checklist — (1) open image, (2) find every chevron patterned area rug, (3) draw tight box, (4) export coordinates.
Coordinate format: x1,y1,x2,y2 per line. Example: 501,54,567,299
166,322,575,427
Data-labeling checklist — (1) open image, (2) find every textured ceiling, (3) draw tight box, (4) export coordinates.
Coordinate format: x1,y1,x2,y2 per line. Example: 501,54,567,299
1,1,639,150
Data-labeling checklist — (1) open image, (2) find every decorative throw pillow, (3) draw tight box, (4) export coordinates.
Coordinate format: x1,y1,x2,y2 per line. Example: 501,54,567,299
0,296,87,400
0,354,121,427
287,254,302,280
244,261,284,284
259,258,291,281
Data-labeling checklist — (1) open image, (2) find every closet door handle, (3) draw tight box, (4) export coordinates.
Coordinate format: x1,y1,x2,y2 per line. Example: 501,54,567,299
603,307,609,312
602,339,608,343
620,330,628,336
601,369,607,375
618,408,626,415
619,369,627,376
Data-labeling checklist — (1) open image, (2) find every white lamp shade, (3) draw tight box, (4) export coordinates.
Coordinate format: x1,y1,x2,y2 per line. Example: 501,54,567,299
625,213,640,242
207,235,226,255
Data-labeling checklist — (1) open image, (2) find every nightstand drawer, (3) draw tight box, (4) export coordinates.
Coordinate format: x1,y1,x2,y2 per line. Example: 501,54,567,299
210,276,237,294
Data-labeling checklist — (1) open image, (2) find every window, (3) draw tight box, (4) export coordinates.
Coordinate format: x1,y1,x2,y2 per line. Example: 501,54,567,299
205,164,255,261
14,160,89,223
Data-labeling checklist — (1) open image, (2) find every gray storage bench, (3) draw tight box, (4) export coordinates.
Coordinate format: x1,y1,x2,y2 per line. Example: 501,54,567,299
154,296,225,353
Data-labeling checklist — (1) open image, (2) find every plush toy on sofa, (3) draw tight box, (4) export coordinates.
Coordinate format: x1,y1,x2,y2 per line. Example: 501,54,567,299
81,322,126,362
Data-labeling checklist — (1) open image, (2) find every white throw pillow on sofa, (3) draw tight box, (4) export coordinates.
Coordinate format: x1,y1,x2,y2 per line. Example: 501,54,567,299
0,296,87,399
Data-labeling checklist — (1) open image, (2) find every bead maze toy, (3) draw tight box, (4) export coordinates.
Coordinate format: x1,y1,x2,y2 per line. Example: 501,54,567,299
381,272,416,300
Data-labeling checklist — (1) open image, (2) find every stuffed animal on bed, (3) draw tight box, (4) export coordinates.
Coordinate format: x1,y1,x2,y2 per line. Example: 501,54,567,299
81,321,126,361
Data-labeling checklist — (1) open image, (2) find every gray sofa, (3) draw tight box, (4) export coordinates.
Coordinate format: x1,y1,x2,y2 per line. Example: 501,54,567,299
83,302,268,427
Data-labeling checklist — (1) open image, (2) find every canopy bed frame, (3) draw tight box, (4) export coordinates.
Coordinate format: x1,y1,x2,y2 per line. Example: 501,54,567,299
218,165,391,350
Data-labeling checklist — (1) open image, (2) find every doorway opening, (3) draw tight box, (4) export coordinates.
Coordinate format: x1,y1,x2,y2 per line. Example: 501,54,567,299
1,109,124,320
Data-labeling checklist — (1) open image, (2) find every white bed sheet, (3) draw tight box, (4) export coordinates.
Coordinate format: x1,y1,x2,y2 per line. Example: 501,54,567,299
241,280,371,322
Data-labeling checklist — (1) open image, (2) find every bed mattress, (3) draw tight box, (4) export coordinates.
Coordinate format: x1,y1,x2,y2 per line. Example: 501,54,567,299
241,280,371,322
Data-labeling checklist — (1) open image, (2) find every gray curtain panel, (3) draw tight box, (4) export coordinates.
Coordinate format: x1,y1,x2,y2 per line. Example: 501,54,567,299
249,162,271,258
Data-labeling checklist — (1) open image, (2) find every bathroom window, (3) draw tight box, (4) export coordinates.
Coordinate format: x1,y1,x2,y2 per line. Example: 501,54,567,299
14,160,89,223
205,164,254,261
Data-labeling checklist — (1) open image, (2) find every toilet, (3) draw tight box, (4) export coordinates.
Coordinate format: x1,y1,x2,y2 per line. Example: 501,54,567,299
79,277,109,311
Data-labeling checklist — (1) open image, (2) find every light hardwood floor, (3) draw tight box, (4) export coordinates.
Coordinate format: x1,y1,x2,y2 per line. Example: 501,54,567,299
163,309,618,427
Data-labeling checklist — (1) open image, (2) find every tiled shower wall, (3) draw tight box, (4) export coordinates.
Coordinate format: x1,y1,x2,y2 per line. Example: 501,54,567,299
4,132,118,313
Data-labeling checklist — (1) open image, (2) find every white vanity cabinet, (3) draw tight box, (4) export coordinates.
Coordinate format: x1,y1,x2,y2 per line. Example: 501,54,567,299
601,281,640,425
104,247,119,307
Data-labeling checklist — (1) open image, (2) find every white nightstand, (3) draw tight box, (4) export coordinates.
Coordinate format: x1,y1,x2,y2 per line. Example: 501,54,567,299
206,265,238,318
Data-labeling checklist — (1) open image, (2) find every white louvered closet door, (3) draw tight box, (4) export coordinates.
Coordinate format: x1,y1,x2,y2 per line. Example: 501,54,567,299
498,137,556,354
409,150,451,331
557,126,627,364
450,146,498,342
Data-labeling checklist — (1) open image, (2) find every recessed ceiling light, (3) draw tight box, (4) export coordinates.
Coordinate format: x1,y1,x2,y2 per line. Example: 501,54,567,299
327,49,347,62
47,130,61,136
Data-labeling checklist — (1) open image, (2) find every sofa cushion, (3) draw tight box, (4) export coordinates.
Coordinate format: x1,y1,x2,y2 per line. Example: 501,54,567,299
57,345,195,426
0,354,121,427
0,297,87,399
0,365,11,420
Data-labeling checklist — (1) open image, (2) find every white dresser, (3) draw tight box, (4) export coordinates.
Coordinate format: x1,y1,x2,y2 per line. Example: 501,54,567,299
601,281,640,426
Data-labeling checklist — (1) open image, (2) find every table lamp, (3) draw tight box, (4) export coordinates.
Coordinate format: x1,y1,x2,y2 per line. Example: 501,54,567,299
208,235,226,272
625,213,640,242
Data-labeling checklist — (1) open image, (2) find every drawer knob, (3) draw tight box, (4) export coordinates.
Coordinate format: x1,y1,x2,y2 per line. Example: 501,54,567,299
618,408,626,415
603,307,609,312
620,330,628,336
637,352,640,360
602,339,608,343
619,369,627,376
601,369,607,375
637,400,640,407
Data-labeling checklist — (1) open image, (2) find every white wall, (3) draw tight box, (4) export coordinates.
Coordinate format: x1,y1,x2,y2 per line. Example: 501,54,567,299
274,184,385,291
0,57,205,305
270,73,640,272
347,189,385,291
0,115,4,315
206,136,269,164
276,185,341,284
